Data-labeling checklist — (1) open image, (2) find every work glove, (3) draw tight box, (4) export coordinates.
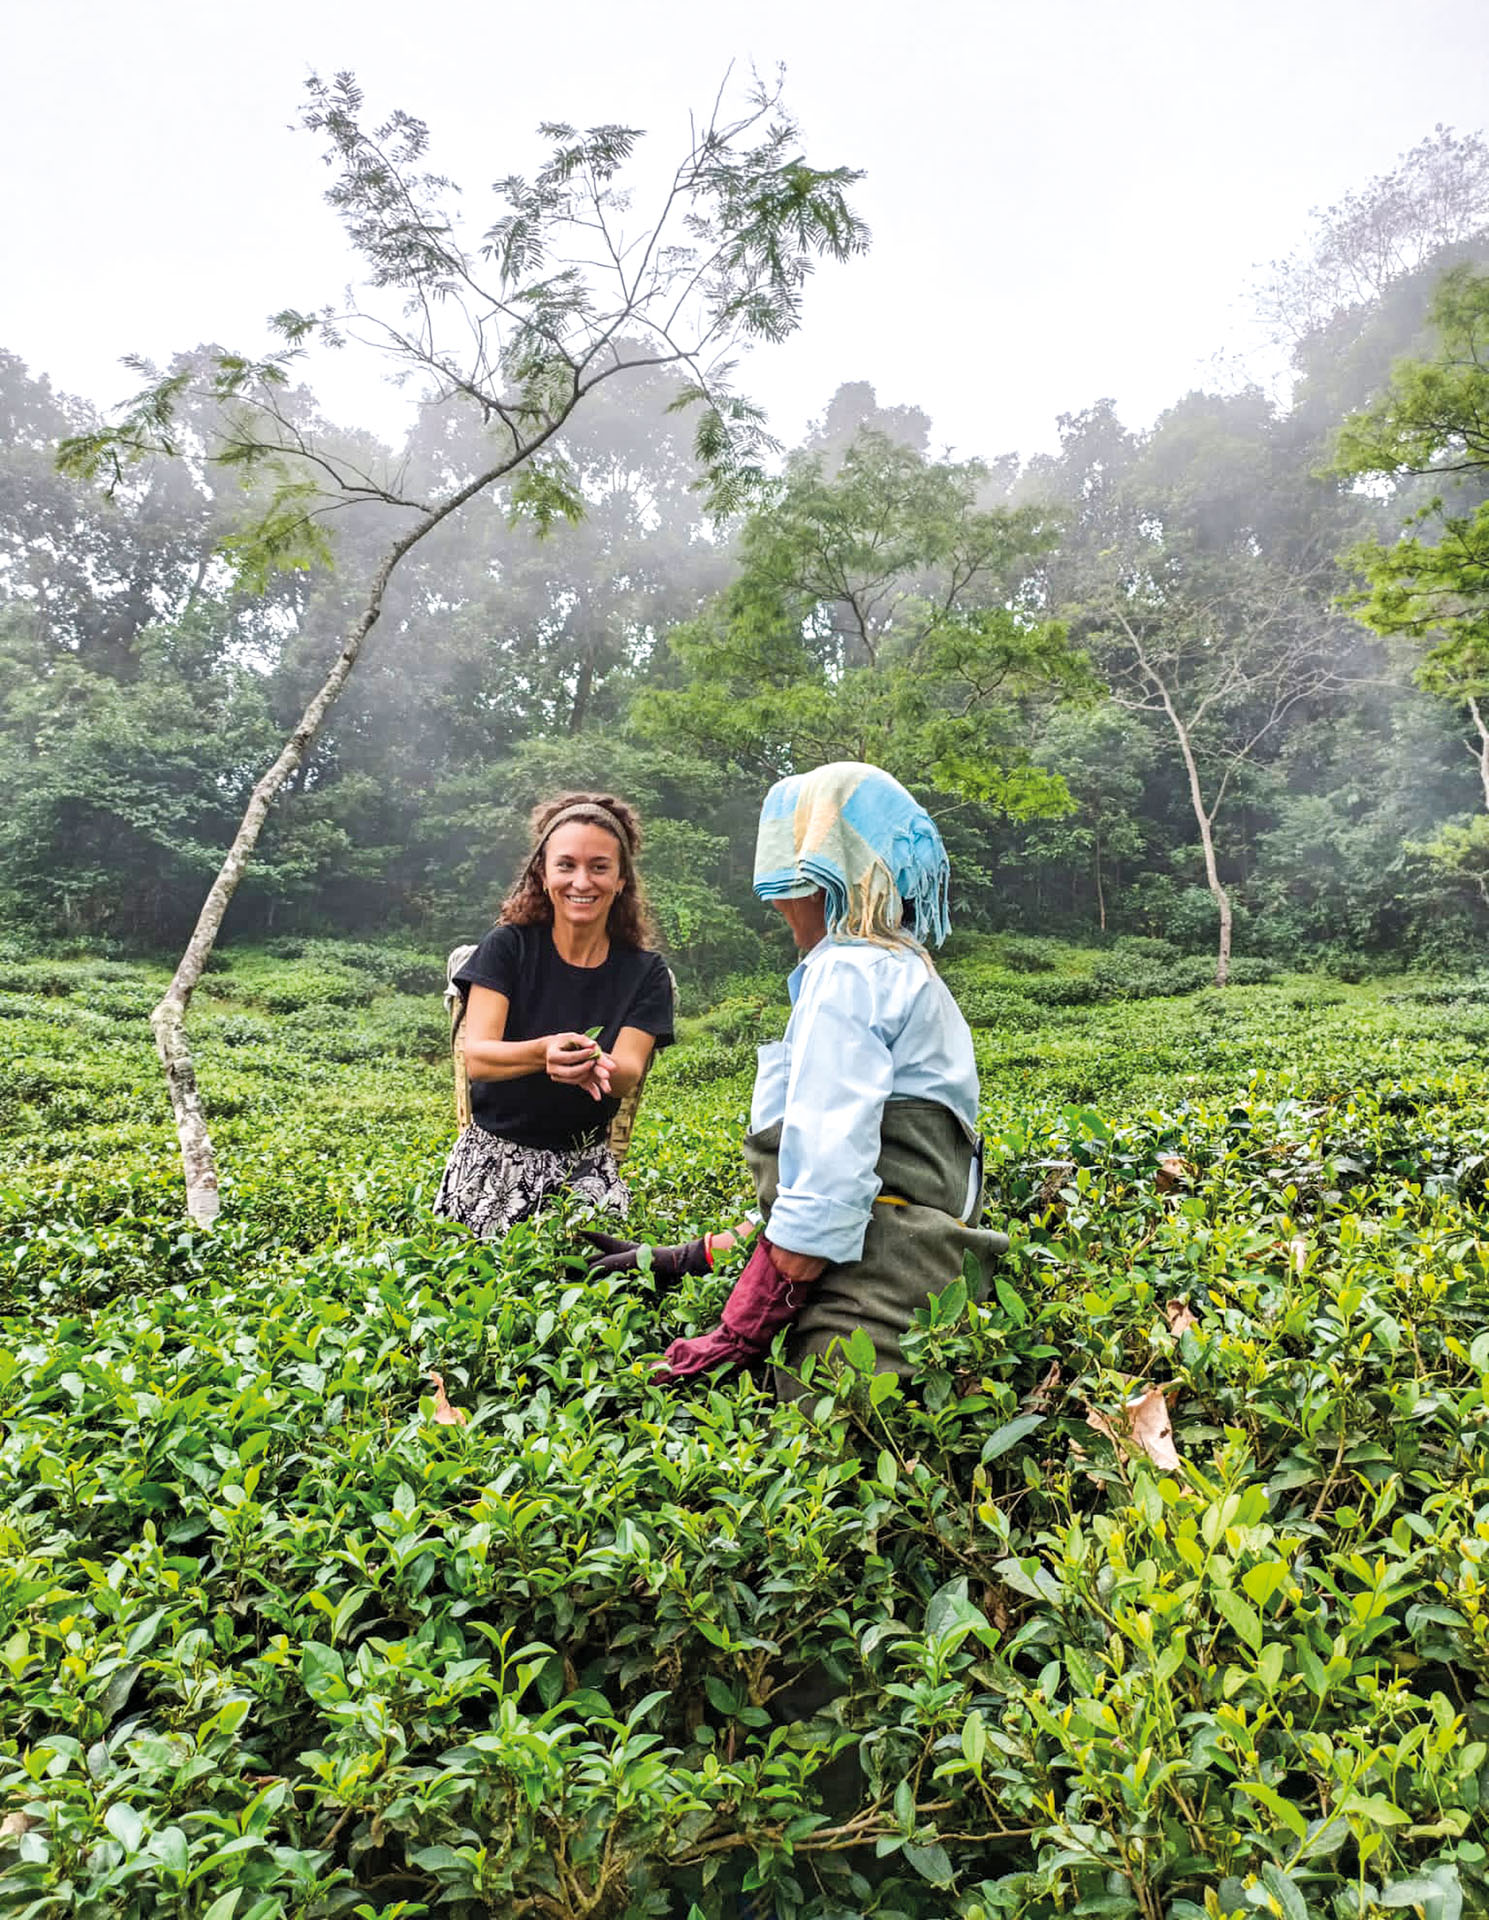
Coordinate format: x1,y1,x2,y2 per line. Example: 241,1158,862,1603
578,1230,711,1285
654,1238,814,1380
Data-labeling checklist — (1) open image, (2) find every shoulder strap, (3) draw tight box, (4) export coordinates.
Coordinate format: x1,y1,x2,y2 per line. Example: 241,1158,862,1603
606,964,677,1163
447,943,478,1131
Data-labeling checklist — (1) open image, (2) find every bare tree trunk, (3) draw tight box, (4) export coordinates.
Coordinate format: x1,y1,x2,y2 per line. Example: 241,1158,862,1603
1094,826,1106,933
569,641,596,734
1119,620,1237,986
1212,861,1234,988
152,522,426,1223
1160,692,1232,987
1471,697,1489,813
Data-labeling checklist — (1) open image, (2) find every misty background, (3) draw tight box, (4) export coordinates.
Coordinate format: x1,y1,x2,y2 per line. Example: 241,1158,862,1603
4,4,1489,989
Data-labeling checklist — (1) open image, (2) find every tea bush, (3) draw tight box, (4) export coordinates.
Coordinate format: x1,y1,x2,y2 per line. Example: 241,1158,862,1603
941,944,1281,1020
948,989,1050,1033
289,941,446,998
0,940,1486,1919
1018,974,1107,1008
1386,978,1489,1010
987,935,1062,974
1086,953,1281,999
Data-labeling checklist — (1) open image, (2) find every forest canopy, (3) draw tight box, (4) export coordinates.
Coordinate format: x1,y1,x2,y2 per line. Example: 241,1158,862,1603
6,120,1489,986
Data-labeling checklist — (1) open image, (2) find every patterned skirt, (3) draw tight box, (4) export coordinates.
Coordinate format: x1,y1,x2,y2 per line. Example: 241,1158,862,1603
434,1124,630,1240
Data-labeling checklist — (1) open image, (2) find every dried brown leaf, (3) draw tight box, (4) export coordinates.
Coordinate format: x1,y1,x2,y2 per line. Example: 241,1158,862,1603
1155,1155,1194,1194
1164,1300,1199,1337
980,1582,1014,1635
0,1811,35,1840
1022,1360,1062,1411
427,1370,469,1427
1087,1387,1182,1470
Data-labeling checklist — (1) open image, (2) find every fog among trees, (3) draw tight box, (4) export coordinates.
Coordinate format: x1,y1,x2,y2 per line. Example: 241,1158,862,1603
5,118,1489,989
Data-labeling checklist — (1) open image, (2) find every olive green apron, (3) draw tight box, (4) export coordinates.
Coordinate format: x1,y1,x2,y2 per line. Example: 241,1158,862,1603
743,1097,1009,1400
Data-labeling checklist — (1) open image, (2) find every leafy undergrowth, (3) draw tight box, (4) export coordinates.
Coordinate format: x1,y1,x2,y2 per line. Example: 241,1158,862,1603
1,943,1488,1919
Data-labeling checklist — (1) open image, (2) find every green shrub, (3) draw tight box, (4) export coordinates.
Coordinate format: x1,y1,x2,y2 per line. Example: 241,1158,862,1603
250,962,365,1013
1224,954,1282,986
89,984,160,1022
203,1011,277,1048
293,936,445,996
0,957,170,1004
1019,972,1105,1006
991,933,1061,972
362,992,449,1059
0,962,75,996
1085,951,1279,1000
1288,985,1349,1010
652,1034,756,1088
952,986,1047,1030
256,996,446,1065
1388,976,1489,1007
2,946,1488,1919
1088,952,1182,998
1105,933,1182,962
682,991,789,1048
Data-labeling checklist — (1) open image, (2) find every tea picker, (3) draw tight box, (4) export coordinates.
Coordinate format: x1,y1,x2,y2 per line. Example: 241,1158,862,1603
587,762,1008,1396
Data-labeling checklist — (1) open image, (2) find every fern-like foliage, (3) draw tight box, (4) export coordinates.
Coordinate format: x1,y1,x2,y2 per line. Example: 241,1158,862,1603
57,68,869,580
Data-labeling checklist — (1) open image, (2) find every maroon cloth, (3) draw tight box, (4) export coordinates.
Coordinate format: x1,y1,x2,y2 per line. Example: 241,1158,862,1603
656,1238,814,1380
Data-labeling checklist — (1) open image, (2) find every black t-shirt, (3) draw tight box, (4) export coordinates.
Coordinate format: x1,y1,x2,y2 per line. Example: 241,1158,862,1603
455,922,675,1149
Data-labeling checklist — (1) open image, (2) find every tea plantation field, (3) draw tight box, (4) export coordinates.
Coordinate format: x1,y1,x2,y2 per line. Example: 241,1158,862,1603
2,938,1488,1920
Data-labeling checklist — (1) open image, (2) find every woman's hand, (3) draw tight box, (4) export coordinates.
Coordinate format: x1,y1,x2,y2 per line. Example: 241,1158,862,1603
765,1239,828,1285
546,1033,614,1100
581,1050,617,1099
579,1231,711,1282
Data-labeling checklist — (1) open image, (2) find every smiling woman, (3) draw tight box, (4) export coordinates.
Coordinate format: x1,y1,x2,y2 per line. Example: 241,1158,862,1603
434,792,675,1239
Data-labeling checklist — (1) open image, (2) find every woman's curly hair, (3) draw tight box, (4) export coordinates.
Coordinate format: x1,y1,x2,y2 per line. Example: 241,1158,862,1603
498,792,658,949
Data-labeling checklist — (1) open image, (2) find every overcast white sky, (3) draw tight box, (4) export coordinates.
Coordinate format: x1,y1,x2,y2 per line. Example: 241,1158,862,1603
4,0,1487,463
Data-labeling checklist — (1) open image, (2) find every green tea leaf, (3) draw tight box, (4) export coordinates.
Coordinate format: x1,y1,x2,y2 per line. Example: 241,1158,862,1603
980,1412,1044,1463
1238,1780,1308,1841
1259,1861,1309,1920
902,1840,954,1886
1213,1587,1263,1653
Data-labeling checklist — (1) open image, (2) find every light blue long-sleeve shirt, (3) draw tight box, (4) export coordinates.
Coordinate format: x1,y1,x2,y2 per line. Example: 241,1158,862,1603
749,938,981,1265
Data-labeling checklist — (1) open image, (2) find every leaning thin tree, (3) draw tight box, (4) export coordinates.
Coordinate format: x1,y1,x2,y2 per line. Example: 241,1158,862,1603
1334,266,1489,904
1093,546,1349,986
59,71,868,1225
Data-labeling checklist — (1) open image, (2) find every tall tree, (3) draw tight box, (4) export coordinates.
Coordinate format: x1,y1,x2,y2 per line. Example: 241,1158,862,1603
1257,126,1489,347
800,379,932,463
0,604,294,941
1335,264,1489,908
1019,707,1154,931
1037,393,1359,982
59,72,868,1225
1094,548,1347,982
0,351,293,678
634,427,1088,811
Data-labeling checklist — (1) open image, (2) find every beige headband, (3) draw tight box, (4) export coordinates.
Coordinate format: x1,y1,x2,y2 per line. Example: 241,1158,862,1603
536,802,632,858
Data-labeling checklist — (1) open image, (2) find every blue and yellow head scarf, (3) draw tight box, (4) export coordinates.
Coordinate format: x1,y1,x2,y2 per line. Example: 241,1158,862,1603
753,762,951,948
